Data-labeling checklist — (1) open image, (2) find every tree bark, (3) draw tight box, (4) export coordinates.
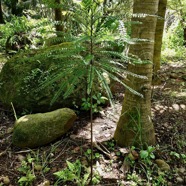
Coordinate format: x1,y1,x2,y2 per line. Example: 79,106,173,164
54,0,63,33
11,0,18,15
184,27,186,46
153,0,167,75
0,0,4,23
114,0,159,148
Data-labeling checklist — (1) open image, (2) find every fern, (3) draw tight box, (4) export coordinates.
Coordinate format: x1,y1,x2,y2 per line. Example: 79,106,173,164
38,0,146,105
12,0,144,108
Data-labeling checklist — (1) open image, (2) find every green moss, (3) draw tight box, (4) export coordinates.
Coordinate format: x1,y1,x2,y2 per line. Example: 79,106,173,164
0,45,85,113
12,108,77,148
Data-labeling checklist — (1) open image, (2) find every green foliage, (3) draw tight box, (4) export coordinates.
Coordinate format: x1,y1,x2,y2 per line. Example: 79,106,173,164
125,107,146,148
38,0,144,108
162,22,184,50
81,93,108,113
162,0,186,62
0,15,53,53
170,151,186,164
0,16,30,52
104,139,116,151
139,146,155,165
17,150,52,185
84,149,101,161
53,160,91,186
125,146,170,186
17,154,36,186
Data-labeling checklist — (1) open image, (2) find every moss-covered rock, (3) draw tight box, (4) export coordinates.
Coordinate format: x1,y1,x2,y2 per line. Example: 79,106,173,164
0,44,87,113
12,108,77,148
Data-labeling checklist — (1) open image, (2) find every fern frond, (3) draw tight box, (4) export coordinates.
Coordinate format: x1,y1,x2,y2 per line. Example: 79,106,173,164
95,69,114,106
100,68,144,98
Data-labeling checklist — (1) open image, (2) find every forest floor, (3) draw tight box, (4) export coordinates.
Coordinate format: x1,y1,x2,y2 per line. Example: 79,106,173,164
0,61,186,186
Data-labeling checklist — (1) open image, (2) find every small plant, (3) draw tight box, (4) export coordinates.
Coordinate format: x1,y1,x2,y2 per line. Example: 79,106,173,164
170,151,186,163
104,139,115,151
126,146,159,185
17,154,36,186
17,151,51,185
139,146,155,165
152,172,167,186
84,149,100,161
81,93,108,113
53,160,90,186
127,171,143,185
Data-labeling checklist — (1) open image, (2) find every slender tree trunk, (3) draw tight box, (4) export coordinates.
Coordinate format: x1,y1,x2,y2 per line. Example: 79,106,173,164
11,0,18,15
0,0,4,24
54,0,63,33
153,0,167,76
114,0,159,148
184,27,186,46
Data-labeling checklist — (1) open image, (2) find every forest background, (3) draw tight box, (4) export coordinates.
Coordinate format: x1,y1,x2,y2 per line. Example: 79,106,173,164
0,0,186,185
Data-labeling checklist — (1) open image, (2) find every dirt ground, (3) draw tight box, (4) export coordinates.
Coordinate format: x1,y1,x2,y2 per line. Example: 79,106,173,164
0,61,186,186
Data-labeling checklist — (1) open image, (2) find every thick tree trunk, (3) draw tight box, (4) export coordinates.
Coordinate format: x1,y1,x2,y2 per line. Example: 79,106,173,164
0,0,4,23
114,0,159,148
114,64,155,147
153,0,167,75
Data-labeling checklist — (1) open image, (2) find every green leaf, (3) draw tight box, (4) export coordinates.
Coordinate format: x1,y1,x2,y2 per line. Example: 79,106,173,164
53,170,65,178
147,146,155,153
67,161,75,171
86,149,92,155
140,150,149,159
95,153,100,158
82,172,90,185
18,176,29,183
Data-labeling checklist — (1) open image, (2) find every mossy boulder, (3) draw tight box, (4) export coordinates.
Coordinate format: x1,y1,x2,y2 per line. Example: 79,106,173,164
12,108,77,148
0,44,87,113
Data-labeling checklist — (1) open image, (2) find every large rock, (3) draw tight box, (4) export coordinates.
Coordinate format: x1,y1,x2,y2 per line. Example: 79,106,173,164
12,108,77,148
0,45,87,113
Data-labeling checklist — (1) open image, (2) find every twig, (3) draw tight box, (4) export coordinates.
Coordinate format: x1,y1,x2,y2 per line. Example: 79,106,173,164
14,149,33,154
92,140,111,159
11,102,17,120
0,150,6,157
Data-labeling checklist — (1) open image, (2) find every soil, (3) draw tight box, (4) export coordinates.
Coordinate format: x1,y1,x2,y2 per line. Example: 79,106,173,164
0,61,186,186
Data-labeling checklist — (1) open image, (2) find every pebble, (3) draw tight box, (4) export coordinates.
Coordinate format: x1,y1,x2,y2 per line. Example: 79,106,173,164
37,180,50,186
6,127,13,134
155,159,170,171
1,176,10,185
17,154,25,162
180,104,186,110
178,167,185,174
176,176,184,183
172,104,180,111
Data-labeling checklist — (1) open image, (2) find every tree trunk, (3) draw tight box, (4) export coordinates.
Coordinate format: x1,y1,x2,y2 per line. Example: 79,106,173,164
153,0,167,76
54,0,63,33
11,0,18,15
184,27,186,46
0,0,4,23
114,0,159,148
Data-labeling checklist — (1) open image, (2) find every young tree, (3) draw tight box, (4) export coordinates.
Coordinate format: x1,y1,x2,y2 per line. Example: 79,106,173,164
153,0,167,74
114,0,160,147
